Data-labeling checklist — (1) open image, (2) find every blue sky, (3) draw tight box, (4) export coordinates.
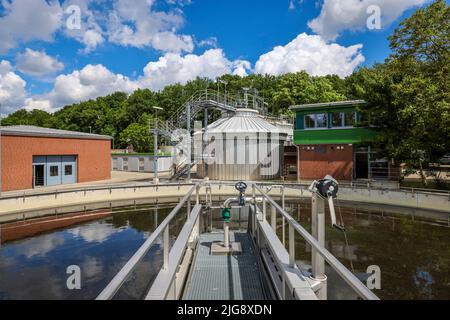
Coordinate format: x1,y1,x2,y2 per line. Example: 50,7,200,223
0,0,435,114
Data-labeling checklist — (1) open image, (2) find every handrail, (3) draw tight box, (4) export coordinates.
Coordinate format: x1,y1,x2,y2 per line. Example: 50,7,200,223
96,184,199,300
145,204,202,300
253,184,380,300
0,182,197,201
166,89,269,130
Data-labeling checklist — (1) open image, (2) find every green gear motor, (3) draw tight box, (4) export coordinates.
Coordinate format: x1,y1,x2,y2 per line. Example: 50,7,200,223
222,208,231,223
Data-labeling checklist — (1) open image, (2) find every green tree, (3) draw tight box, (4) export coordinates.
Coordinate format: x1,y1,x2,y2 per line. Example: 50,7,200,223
271,72,347,115
2,109,52,127
347,0,450,185
118,123,153,153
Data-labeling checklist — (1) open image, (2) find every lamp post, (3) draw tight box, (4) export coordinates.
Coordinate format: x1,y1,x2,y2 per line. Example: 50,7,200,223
217,79,220,103
219,80,228,105
152,106,164,184
242,87,250,108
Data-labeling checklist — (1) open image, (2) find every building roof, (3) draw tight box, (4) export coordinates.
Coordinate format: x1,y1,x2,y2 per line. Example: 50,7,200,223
204,109,287,137
0,125,112,140
289,100,366,111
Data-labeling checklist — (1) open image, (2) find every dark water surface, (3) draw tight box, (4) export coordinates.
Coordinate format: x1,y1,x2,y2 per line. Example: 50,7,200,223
0,206,186,300
282,201,450,300
0,202,449,300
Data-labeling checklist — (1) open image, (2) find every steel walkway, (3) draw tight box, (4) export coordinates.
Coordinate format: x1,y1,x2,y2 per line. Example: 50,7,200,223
183,232,267,300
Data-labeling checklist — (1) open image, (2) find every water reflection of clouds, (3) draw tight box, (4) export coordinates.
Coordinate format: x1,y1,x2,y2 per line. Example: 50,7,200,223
68,222,119,243
21,233,66,258
81,256,104,279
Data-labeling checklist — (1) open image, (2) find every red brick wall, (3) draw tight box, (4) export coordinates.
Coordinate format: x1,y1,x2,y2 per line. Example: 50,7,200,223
298,144,354,181
1,135,111,192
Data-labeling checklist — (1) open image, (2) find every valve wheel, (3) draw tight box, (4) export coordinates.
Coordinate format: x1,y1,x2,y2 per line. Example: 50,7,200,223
235,182,247,193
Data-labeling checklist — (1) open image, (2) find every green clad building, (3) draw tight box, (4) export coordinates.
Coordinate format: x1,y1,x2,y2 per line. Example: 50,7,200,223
290,100,396,181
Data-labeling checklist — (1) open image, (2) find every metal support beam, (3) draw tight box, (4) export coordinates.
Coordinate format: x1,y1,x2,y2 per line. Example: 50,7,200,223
271,206,276,231
204,107,209,178
282,188,286,247
196,185,200,205
163,226,170,271
186,103,191,181
289,224,295,268
187,199,192,222
311,192,327,300
152,120,159,185
263,198,267,222
224,222,230,248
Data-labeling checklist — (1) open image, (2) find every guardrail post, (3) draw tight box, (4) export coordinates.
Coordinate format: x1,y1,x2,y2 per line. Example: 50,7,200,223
163,226,170,271
289,224,295,268
187,199,192,222
263,197,267,222
252,184,257,237
196,185,200,205
311,192,327,300
271,206,276,232
282,187,286,247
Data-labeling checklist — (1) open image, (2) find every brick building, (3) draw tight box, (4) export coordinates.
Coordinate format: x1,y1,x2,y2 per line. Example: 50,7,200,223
0,126,112,192
290,101,396,182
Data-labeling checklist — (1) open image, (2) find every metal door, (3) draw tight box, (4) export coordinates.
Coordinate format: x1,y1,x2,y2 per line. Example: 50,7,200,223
32,156,47,187
33,165,45,187
62,156,77,185
354,153,369,179
46,156,62,186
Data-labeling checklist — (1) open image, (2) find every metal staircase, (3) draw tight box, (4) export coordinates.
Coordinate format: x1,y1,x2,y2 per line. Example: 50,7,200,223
169,161,199,182
167,89,268,130
151,89,269,138
150,89,269,181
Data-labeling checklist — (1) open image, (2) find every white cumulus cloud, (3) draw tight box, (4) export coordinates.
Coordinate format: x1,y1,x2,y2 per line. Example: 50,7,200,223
0,0,195,54
16,49,64,77
107,0,194,53
0,0,63,54
23,98,53,113
62,0,106,53
27,64,139,112
22,49,251,111
308,0,428,41
255,33,365,78
139,49,251,91
0,60,27,114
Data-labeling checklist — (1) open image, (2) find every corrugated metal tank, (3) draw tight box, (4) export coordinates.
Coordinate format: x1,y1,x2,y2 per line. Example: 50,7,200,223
197,109,287,180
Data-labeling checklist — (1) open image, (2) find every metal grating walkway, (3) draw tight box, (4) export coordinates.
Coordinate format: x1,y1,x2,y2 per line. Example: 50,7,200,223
183,232,267,300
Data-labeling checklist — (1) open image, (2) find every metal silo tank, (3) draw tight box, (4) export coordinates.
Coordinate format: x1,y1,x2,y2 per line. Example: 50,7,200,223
197,109,287,181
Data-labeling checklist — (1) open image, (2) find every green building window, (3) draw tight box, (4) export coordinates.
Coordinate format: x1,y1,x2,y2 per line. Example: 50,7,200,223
345,112,357,127
332,112,344,127
305,114,315,129
304,114,328,129
331,111,357,128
